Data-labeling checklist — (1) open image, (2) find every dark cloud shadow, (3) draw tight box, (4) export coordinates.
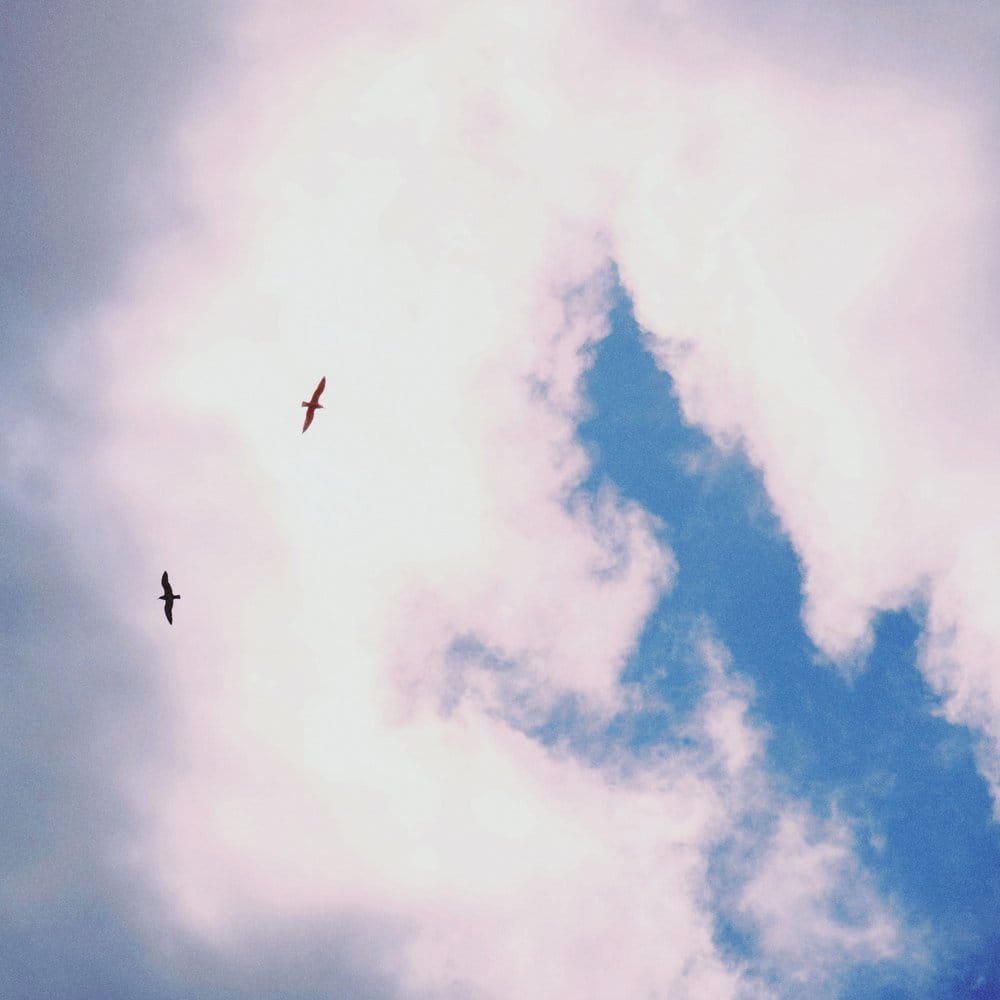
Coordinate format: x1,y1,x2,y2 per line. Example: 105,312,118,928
0,8,227,983
0,505,406,998
0,1,232,315
162,913,409,1000
0,0,236,447
0,504,172,999
706,0,1000,97
1,7,410,995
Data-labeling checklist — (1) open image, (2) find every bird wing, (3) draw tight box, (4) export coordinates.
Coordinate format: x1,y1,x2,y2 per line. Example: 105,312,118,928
302,407,315,433
164,599,173,625
311,376,326,405
161,570,172,596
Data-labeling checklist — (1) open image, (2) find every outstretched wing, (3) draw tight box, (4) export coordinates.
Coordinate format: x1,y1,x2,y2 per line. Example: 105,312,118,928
302,407,315,433
164,600,173,624
161,570,171,595
311,376,326,405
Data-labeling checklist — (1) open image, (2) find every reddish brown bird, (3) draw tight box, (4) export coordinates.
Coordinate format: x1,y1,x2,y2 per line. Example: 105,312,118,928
301,376,326,433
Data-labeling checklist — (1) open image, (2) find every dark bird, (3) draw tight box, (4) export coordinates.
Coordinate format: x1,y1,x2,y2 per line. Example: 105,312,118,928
301,376,326,433
159,571,180,624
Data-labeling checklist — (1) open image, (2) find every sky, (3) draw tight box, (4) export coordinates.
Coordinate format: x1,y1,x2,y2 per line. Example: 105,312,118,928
2,2,1000,998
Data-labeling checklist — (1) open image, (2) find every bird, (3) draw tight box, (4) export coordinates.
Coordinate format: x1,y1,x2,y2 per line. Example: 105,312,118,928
301,376,326,433
159,571,180,624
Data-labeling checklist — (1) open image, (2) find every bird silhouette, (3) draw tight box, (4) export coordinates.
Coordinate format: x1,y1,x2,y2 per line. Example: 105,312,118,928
301,376,326,433
159,571,180,624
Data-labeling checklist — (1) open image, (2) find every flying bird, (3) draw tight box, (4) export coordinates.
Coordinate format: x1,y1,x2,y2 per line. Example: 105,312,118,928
301,376,326,433
159,571,180,624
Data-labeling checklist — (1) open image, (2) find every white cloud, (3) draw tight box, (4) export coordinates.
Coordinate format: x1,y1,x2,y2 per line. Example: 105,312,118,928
608,15,1000,802
27,0,940,994
736,808,904,984
686,634,912,996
